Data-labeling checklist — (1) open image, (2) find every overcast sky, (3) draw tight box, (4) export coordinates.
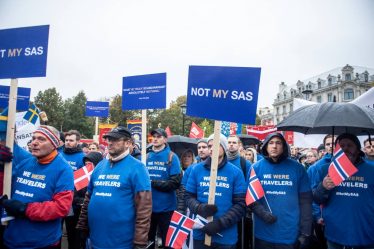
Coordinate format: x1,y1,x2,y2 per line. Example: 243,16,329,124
1,0,373,109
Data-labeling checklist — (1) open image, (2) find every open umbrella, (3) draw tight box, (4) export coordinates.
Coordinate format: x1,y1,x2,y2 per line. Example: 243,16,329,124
237,134,261,146
277,102,374,135
167,135,198,158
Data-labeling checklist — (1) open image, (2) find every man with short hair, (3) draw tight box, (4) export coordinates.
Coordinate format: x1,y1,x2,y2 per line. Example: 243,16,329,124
314,133,374,248
196,138,210,163
2,125,74,248
185,133,246,248
76,126,152,248
363,138,374,163
146,128,181,249
61,130,86,249
227,135,251,249
251,133,312,249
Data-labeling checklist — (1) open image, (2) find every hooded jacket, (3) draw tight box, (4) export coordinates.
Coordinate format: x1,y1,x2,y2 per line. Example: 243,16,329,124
261,133,290,163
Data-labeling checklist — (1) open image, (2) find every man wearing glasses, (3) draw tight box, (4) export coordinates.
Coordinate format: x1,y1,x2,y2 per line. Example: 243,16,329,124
77,126,152,249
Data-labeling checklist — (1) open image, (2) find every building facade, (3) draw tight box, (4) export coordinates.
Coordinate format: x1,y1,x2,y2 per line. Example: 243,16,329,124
272,64,374,124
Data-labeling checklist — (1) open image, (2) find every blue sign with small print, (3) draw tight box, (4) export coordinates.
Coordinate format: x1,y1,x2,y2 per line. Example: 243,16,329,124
122,73,166,110
85,101,109,117
0,85,31,111
186,65,261,124
0,25,49,79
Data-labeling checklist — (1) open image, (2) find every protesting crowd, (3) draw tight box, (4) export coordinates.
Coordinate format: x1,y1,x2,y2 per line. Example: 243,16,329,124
0,122,373,249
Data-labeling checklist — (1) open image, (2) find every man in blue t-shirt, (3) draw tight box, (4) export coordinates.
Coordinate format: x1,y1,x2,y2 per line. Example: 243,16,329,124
76,126,152,249
185,133,246,248
146,128,181,249
1,125,74,248
250,133,312,249
61,129,86,249
314,133,374,248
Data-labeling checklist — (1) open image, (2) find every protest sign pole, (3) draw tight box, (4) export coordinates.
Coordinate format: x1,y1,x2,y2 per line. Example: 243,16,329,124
141,109,147,165
204,120,221,246
95,117,99,136
3,79,18,197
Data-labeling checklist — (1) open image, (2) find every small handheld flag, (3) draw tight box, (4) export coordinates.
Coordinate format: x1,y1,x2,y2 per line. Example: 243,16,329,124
74,162,94,191
166,211,195,249
328,144,358,186
23,103,40,125
246,168,265,205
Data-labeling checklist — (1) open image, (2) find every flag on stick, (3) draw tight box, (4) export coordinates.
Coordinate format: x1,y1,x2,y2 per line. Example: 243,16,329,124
246,168,265,205
23,103,40,125
328,144,358,186
74,162,94,191
166,211,195,249
189,122,204,138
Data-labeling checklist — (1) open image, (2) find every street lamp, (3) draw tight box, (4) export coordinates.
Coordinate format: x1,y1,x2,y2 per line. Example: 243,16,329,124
180,103,187,136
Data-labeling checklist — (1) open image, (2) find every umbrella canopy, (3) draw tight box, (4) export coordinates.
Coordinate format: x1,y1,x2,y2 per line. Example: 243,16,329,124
277,102,374,135
167,135,198,157
237,134,261,146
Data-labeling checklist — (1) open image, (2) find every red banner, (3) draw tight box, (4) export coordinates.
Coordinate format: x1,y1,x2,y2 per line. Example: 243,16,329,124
165,126,173,137
99,124,117,146
189,122,204,138
246,125,277,141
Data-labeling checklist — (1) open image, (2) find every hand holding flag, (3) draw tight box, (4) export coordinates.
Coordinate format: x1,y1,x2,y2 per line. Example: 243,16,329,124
328,144,358,186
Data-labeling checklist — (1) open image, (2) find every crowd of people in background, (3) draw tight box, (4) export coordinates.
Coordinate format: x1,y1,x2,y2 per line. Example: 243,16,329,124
0,125,373,249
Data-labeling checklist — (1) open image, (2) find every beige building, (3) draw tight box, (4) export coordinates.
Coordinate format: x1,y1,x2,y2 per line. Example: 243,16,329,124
272,64,374,124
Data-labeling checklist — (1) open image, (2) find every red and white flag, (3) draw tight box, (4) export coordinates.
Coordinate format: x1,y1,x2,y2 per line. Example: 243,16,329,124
74,162,94,191
246,125,277,140
189,122,204,139
246,168,265,205
166,211,195,249
328,144,358,186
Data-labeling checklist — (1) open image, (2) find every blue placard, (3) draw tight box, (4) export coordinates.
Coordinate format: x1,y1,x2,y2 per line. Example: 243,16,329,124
0,85,31,111
186,65,261,124
85,101,109,117
0,25,49,79
122,73,166,110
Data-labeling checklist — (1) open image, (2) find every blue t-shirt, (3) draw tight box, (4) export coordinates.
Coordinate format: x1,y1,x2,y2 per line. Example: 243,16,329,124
87,155,151,249
252,158,311,244
61,151,85,171
228,156,251,180
146,147,181,212
311,154,332,189
186,161,246,245
322,160,374,246
4,152,74,248
182,163,196,186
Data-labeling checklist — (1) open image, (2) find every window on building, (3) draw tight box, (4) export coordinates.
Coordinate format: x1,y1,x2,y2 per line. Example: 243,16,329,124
291,91,294,97
282,105,286,114
284,92,286,99
327,93,332,102
290,103,293,112
276,107,279,114
345,73,351,81
364,73,368,82
317,96,322,103
318,81,321,89
344,88,354,100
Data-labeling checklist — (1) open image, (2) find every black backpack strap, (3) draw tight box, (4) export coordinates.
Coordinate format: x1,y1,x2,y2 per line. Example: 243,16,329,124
240,156,247,179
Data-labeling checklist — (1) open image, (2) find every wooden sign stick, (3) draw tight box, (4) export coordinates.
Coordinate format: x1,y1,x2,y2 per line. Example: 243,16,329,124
204,120,222,246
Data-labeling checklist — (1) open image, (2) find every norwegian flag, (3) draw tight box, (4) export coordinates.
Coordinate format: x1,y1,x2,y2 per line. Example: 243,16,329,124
189,122,204,138
246,168,265,205
74,162,94,191
166,211,195,249
328,144,358,186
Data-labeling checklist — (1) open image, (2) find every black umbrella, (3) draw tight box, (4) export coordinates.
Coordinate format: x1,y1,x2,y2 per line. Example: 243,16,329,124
165,135,198,158
277,102,374,135
237,134,261,146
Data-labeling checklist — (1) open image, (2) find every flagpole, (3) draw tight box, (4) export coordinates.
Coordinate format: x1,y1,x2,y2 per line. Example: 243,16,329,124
204,120,221,246
2,79,18,224
263,195,272,213
141,110,147,165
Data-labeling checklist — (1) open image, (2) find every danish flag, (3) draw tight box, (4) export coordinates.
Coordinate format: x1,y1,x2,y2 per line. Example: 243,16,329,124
166,211,195,249
74,162,94,191
246,168,265,205
328,144,358,186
